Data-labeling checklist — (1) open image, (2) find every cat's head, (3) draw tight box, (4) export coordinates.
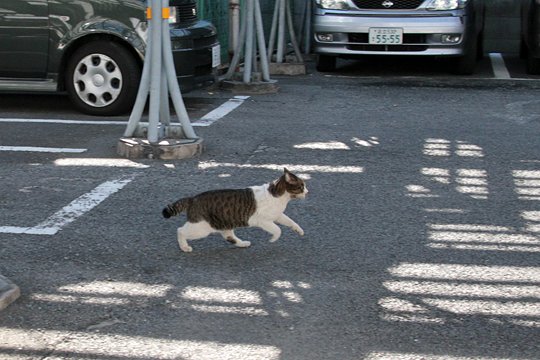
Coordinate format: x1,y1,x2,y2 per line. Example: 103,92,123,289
269,168,308,199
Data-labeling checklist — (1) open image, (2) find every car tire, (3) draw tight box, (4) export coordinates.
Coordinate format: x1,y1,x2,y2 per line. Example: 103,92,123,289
454,34,478,75
316,55,337,72
65,41,141,116
526,53,540,75
520,38,528,60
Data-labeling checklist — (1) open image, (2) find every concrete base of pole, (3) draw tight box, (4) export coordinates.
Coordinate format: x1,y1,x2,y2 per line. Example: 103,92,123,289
117,137,204,160
269,62,306,75
0,275,20,312
220,79,279,94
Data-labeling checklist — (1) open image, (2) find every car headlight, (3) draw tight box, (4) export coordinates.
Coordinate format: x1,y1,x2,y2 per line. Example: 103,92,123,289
315,0,350,10
425,0,468,10
168,6,178,24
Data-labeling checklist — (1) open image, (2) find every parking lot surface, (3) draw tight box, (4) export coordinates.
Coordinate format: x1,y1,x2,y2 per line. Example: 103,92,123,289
1,56,540,359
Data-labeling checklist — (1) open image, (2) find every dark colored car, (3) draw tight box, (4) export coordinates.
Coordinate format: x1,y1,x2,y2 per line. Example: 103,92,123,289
0,0,220,116
521,0,540,74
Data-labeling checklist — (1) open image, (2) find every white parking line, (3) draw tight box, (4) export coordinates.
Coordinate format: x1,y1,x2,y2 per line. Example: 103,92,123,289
0,176,134,235
192,96,250,126
489,53,511,79
0,146,87,153
0,118,127,125
0,96,250,127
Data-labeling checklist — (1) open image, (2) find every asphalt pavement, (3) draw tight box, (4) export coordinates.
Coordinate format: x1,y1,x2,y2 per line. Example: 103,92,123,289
1,55,540,359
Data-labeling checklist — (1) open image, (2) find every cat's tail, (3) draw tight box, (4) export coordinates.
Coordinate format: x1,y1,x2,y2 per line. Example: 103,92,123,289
162,198,191,218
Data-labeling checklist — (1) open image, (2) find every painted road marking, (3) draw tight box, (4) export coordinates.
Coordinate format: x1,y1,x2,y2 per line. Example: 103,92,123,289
0,146,87,153
0,118,127,125
198,161,364,174
489,53,511,79
0,177,133,235
192,96,250,126
0,96,250,127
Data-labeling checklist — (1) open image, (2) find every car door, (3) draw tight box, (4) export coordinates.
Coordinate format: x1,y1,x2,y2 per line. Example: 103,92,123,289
0,0,49,78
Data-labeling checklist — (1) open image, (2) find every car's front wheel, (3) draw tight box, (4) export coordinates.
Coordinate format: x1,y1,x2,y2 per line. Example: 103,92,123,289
453,34,479,75
65,41,141,116
316,55,337,72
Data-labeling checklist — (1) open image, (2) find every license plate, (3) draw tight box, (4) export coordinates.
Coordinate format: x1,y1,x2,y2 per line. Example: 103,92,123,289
369,28,403,45
212,44,221,68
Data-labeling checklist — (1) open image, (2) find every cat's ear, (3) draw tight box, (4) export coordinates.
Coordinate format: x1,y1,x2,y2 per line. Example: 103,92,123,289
284,168,296,183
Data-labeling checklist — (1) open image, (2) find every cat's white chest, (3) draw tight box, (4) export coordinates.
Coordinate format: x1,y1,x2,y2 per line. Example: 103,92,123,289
250,184,289,220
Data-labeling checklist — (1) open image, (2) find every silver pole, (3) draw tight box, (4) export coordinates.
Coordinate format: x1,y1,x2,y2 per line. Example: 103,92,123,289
276,0,286,63
243,0,254,84
229,0,240,60
224,0,247,79
147,0,162,144
286,0,303,62
160,66,170,126
123,10,154,137
123,0,197,141
304,0,312,54
162,0,197,139
254,0,270,81
267,0,279,63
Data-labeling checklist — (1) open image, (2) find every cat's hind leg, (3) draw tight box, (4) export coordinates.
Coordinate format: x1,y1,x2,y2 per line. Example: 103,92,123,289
220,230,251,248
177,221,213,253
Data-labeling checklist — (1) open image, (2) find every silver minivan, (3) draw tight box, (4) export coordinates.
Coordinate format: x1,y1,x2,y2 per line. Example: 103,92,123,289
312,0,485,74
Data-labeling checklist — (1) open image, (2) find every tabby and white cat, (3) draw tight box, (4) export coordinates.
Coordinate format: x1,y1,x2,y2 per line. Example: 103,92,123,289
163,168,308,252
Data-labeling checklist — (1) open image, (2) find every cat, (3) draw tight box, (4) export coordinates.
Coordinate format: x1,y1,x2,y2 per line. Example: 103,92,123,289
162,168,308,252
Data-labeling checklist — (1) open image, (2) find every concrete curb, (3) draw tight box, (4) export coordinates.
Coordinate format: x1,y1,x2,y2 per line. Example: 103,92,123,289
0,275,20,311
220,79,280,94
306,74,540,90
117,137,204,160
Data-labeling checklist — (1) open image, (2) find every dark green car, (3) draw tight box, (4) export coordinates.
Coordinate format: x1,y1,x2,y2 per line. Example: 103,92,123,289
0,0,220,115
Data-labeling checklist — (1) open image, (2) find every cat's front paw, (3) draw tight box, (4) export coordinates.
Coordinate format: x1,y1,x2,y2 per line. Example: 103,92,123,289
180,245,193,253
293,226,304,236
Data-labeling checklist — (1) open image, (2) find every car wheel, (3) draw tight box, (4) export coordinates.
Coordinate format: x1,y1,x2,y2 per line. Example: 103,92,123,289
66,41,141,116
526,53,540,75
316,55,337,72
520,38,528,59
454,35,478,75
476,31,484,60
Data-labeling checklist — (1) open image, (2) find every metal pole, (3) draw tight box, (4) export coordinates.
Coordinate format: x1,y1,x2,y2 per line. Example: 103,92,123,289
162,0,197,139
304,0,312,55
286,0,303,62
254,0,270,81
243,0,254,83
267,0,279,62
229,0,240,60
224,0,247,79
276,0,286,63
160,66,170,127
147,0,162,144
123,8,154,137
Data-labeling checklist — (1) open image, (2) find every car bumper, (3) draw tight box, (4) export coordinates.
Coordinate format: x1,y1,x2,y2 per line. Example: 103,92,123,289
312,13,471,56
170,21,219,91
